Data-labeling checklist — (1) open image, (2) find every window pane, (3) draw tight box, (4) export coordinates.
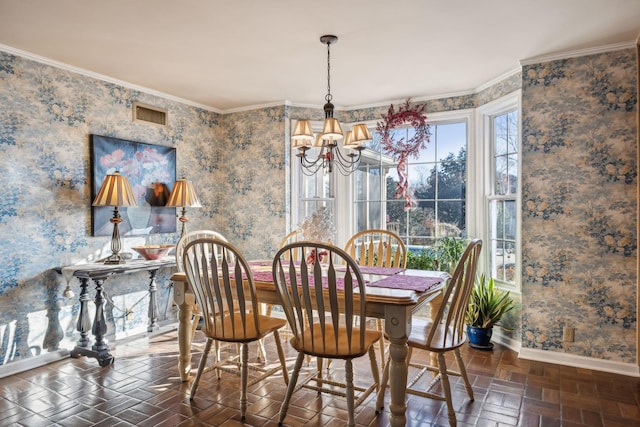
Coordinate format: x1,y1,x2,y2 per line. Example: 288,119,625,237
504,200,516,240
437,161,465,200
368,166,381,200
436,122,466,161
438,201,465,236
409,202,434,237
494,155,508,195
386,200,406,235
494,114,508,156
507,154,518,195
409,164,436,199
506,110,518,155
354,201,367,233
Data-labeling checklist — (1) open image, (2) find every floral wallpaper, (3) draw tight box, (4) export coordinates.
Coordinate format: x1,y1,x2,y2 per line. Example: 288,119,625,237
0,50,220,366
521,48,637,362
0,44,637,371
213,106,288,259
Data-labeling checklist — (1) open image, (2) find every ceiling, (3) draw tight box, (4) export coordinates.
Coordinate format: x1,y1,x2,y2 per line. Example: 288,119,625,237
1,0,639,112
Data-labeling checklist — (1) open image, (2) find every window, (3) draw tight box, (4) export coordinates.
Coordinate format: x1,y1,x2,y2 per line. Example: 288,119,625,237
488,110,518,284
353,113,470,252
290,97,521,289
477,91,521,289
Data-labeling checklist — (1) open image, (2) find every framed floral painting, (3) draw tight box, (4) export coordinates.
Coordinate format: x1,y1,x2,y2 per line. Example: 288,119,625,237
90,134,177,236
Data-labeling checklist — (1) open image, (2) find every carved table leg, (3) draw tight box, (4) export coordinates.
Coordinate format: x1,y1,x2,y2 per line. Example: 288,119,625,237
70,277,114,366
173,279,194,381
74,278,92,349
384,305,411,427
147,269,159,332
91,278,113,366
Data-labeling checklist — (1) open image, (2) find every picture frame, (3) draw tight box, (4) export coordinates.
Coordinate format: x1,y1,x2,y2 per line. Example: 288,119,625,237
90,134,177,236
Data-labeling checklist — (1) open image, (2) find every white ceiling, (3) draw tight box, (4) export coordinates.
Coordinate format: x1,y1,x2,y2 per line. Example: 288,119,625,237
1,0,639,112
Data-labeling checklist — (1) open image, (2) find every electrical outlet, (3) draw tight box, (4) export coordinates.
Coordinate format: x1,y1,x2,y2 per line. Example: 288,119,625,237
563,326,575,342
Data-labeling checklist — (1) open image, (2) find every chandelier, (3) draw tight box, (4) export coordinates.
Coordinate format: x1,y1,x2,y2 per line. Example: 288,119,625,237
292,35,372,176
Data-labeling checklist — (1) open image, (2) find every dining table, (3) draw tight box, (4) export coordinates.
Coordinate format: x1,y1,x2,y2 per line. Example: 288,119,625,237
171,262,448,427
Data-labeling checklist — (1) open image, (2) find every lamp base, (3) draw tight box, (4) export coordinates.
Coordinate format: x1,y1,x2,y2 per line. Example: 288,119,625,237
104,255,126,265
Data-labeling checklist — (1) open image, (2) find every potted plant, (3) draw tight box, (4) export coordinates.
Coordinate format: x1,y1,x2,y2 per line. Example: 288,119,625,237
465,274,514,350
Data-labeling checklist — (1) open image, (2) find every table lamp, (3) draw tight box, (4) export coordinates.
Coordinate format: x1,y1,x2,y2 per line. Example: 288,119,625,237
92,171,138,264
166,176,202,239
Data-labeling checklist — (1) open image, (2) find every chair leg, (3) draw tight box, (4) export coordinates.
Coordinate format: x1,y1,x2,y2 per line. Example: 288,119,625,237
345,359,355,427
273,330,289,385
190,313,200,341
367,345,381,392
240,343,249,420
257,338,267,361
376,353,390,412
190,338,213,400
278,352,305,425
376,318,385,371
454,348,474,401
437,352,456,427
214,340,222,379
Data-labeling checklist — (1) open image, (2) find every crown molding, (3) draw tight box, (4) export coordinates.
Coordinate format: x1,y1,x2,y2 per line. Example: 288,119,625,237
521,40,636,66
475,66,522,93
0,44,222,114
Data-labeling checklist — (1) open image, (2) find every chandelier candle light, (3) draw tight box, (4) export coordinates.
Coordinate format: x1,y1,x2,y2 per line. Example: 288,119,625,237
92,171,138,264
292,35,372,175
166,176,202,239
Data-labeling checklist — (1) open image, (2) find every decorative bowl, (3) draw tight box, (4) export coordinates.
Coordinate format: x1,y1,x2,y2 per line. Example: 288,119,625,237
132,245,175,260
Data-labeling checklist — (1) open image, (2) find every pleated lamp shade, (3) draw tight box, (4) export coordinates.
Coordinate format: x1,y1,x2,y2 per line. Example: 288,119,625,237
348,124,373,147
292,119,314,143
166,177,202,208
92,171,137,207
322,117,343,140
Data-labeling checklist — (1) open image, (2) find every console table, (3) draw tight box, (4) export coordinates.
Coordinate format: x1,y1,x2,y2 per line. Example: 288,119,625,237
55,258,176,367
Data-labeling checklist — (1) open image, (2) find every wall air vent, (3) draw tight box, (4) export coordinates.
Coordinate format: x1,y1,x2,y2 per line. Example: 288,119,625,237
133,102,167,127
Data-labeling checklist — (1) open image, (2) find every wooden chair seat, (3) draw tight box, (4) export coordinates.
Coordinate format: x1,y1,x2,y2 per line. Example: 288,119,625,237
293,325,382,359
203,313,288,343
407,317,467,350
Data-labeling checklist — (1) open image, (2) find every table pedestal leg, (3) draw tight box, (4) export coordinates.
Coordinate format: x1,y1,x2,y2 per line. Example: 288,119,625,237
147,269,159,332
74,278,92,349
173,279,194,381
384,305,411,427
71,277,114,367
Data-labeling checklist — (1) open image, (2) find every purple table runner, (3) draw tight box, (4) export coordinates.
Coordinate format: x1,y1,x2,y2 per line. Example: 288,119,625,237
366,274,444,292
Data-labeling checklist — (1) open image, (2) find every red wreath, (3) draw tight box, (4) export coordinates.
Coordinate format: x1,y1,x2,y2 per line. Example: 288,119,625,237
376,99,430,210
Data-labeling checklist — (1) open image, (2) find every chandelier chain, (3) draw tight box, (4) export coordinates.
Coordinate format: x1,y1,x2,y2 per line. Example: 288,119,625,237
326,40,332,103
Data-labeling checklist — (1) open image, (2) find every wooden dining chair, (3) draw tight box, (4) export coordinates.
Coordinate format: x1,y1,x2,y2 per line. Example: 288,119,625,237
376,239,482,427
344,229,407,369
175,229,228,340
272,241,382,427
344,229,407,269
182,237,289,419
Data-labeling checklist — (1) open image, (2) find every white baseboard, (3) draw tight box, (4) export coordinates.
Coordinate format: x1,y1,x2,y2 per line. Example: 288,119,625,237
519,347,640,378
491,333,521,353
0,349,70,379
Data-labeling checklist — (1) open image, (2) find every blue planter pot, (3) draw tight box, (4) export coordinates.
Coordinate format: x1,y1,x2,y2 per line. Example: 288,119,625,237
467,325,493,350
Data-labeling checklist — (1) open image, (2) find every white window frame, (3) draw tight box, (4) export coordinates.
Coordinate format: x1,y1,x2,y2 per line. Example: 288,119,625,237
475,91,522,292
